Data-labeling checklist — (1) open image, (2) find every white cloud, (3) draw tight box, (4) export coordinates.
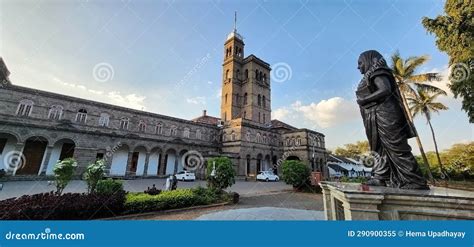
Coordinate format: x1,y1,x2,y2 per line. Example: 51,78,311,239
186,96,206,105
273,97,359,128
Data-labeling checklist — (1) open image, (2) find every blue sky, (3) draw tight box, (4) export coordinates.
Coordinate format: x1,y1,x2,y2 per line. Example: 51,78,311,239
1,0,472,152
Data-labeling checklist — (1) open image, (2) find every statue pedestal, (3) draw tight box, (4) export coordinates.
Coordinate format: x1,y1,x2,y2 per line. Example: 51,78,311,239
319,181,474,220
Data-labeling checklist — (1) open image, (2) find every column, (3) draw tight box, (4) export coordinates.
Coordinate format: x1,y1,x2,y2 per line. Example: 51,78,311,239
143,152,150,176
38,146,53,175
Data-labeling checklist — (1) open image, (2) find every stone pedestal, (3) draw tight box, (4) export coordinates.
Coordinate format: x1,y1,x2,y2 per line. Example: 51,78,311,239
319,181,474,220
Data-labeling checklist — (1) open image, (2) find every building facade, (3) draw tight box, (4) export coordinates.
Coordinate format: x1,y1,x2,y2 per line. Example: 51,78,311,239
0,27,328,180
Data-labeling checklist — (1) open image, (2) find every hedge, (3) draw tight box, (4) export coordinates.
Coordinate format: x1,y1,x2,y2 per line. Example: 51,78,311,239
124,187,229,214
0,190,126,220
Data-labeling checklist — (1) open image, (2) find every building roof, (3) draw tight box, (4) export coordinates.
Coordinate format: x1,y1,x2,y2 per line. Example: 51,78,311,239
191,110,220,126
270,119,297,131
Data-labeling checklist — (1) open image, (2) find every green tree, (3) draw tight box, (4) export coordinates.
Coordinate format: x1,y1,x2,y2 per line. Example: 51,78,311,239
206,157,236,190
53,158,77,195
281,160,310,189
334,141,369,158
407,88,449,178
422,0,474,122
391,51,446,182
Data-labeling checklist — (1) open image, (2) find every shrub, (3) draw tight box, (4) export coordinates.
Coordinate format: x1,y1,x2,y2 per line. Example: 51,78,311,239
83,159,106,194
206,157,236,190
124,187,226,214
53,158,77,195
281,160,311,189
0,191,126,220
96,179,124,195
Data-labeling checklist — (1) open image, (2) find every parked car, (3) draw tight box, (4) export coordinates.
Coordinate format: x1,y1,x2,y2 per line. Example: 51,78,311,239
175,171,196,181
257,171,279,182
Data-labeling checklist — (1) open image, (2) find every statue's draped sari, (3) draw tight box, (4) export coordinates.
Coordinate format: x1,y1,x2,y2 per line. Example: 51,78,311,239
356,50,427,189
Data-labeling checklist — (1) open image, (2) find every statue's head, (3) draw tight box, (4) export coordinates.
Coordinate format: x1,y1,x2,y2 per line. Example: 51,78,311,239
358,50,387,75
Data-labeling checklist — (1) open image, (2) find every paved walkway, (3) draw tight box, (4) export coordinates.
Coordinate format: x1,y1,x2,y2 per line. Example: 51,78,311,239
195,207,325,220
0,179,292,200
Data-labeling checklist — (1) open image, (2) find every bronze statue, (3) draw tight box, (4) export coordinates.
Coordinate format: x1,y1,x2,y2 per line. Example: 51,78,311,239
356,50,429,190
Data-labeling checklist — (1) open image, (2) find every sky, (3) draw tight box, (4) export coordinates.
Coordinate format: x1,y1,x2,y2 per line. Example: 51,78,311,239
0,0,472,153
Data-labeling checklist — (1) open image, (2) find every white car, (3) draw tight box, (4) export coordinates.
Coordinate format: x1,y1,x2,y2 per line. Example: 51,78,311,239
175,171,196,181
257,171,279,182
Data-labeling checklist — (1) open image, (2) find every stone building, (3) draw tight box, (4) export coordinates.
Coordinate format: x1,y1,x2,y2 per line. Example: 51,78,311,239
0,25,328,180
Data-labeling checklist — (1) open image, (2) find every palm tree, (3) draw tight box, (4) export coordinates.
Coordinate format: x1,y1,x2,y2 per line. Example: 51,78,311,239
407,88,448,179
390,51,445,183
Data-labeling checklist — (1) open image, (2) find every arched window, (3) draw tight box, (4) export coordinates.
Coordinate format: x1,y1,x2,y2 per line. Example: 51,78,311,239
155,123,163,134
170,126,177,136
75,109,87,123
48,105,63,120
244,93,248,105
16,99,34,117
245,69,249,79
260,71,263,81
263,113,266,123
225,94,228,104
258,112,261,122
120,117,129,130
263,134,267,143
98,113,109,127
262,95,266,108
196,129,202,140
236,69,240,80
183,127,190,138
226,69,230,80
256,133,261,143
263,74,267,83
246,131,251,141
296,137,301,146
258,94,261,106
255,69,259,80
138,120,146,132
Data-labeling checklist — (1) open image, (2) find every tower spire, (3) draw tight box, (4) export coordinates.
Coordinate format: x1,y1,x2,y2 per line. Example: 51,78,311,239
233,11,237,32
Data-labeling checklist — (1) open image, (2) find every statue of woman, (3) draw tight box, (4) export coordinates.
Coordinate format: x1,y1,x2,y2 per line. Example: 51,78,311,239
356,50,429,190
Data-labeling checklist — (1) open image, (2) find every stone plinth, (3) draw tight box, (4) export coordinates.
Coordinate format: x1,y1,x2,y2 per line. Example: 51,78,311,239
319,181,474,220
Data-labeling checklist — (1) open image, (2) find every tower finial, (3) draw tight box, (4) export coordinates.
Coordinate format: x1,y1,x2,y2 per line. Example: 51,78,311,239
234,11,237,32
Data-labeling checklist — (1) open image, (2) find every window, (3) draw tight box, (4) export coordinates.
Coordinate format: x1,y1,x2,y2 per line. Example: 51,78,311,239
16,99,34,117
231,131,236,141
98,113,110,127
138,120,146,132
263,74,267,83
244,93,248,105
155,123,163,135
48,105,63,120
263,134,267,143
236,69,240,80
236,93,240,105
75,109,87,123
196,129,202,140
258,112,261,123
226,69,230,79
296,137,301,146
225,94,228,104
263,113,266,123
243,111,246,119
245,69,249,79
170,126,177,136
120,117,129,130
246,131,251,141
256,133,261,143
255,69,259,80
183,127,190,138
262,96,266,108
258,95,261,106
